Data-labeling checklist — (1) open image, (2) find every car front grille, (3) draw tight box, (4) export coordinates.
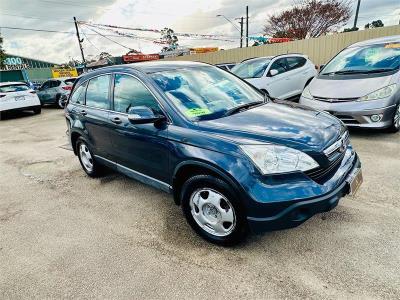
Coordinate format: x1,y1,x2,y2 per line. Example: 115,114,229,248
305,131,349,184
314,96,358,103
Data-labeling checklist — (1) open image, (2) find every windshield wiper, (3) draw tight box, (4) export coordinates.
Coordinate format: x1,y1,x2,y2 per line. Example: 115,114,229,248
323,68,397,75
224,101,264,117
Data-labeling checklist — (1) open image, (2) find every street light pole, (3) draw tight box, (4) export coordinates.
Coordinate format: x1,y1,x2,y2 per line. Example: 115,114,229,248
216,14,243,48
246,6,249,47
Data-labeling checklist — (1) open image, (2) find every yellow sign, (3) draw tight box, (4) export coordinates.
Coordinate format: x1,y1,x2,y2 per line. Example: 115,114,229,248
51,68,78,78
190,47,219,54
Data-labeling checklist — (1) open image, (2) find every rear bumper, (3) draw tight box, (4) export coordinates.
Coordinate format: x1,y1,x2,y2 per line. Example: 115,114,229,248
0,104,41,114
247,156,361,233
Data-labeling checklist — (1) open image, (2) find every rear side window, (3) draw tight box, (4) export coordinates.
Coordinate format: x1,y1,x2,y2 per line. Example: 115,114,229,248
286,57,307,70
85,75,111,110
64,78,76,85
113,74,163,115
69,82,87,104
41,81,51,90
0,84,30,93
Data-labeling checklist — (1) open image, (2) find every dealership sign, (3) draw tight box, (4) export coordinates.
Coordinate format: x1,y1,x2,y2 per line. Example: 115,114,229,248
122,54,159,63
51,68,78,78
1,57,29,70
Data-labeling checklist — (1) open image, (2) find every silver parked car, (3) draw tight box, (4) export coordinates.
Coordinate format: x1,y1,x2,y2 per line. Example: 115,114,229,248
300,35,400,132
37,78,76,108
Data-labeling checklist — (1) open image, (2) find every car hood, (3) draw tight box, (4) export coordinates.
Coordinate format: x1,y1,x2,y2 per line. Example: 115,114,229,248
310,75,393,98
197,101,343,152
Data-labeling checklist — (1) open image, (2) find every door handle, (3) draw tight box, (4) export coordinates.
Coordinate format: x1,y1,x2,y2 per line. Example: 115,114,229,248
111,117,122,124
80,109,87,116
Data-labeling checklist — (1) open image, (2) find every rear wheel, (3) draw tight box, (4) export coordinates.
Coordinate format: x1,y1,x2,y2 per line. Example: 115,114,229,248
387,104,400,133
181,175,247,246
76,138,103,177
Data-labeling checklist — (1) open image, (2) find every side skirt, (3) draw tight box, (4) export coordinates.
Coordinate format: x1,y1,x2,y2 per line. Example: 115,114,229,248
94,155,172,194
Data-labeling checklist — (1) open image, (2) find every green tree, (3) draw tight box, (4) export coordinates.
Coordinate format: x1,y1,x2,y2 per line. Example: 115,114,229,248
365,20,384,29
0,33,6,69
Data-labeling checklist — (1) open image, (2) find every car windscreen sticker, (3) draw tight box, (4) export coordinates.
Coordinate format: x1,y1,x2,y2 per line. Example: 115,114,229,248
384,43,400,49
185,108,212,117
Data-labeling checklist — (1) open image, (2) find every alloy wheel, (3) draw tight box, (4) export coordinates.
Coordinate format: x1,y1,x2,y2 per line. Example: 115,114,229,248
394,105,400,129
189,188,236,237
79,143,94,173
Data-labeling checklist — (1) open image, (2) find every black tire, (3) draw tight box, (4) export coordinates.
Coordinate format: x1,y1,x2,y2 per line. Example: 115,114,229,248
56,94,64,109
180,174,248,246
386,104,400,133
33,106,41,115
76,138,103,177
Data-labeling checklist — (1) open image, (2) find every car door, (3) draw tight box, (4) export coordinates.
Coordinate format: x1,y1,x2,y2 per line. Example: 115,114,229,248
81,74,114,158
265,57,292,99
37,81,51,102
285,56,311,96
108,73,170,184
48,80,61,101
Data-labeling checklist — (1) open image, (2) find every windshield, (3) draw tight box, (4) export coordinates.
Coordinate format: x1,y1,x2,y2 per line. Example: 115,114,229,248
322,42,400,75
151,66,264,121
0,84,30,93
231,57,271,78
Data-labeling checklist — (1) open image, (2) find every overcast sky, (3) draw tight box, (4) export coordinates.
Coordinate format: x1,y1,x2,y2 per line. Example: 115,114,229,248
0,0,399,63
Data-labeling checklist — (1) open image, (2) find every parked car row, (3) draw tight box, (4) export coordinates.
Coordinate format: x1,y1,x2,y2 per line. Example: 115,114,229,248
0,77,76,119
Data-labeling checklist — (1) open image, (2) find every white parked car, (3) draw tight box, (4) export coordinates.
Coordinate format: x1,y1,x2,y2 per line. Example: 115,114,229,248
231,54,317,100
0,82,41,120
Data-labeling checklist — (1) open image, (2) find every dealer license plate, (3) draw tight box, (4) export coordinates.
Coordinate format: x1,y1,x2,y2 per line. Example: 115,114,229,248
15,96,25,101
347,168,363,196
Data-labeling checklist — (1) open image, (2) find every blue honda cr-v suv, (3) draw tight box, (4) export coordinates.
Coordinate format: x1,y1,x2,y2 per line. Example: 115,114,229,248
66,61,362,245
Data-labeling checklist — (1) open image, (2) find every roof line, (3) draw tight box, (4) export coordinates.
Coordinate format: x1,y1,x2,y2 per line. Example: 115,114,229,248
5,53,59,65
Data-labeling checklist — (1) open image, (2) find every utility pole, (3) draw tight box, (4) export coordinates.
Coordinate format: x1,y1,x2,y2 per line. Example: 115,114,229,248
353,0,361,29
238,17,244,48
246,5,249,47
73,17,86,67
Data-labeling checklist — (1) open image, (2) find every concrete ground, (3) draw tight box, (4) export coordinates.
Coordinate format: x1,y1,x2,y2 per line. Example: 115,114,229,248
0,108,399,299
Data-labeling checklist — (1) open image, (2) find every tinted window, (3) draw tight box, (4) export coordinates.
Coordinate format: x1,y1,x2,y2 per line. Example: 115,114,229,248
64,78,76,85
269,58,288,75
69,82,87,104
113,74,162,114
286,57,307,70
86,75,111,109
41,81,51,90
50,80,60,88
0,84,30,93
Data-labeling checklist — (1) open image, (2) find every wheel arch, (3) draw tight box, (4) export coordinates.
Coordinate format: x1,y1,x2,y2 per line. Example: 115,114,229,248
172,160,243,206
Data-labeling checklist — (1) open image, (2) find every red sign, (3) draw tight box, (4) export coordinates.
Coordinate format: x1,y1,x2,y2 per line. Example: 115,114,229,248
122,54,159,63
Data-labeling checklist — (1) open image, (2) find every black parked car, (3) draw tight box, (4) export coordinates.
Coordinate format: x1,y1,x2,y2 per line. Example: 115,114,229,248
66,61,362,245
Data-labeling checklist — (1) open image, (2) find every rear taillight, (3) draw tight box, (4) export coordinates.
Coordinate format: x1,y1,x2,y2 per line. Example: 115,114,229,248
62,86,72,91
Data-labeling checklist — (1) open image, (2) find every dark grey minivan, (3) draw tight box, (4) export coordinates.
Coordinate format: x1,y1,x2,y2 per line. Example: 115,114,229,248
300,35,400,132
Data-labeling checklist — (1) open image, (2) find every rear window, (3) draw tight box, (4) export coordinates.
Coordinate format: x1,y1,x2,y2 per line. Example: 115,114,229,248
0,84,30,93
64,78,76,85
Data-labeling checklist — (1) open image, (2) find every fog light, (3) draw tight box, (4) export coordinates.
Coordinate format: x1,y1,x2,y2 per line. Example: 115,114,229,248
370,114,382,122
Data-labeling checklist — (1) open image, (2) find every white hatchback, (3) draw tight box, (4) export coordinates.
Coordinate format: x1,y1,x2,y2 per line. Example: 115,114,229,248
231,54,317,100
0,82,41,120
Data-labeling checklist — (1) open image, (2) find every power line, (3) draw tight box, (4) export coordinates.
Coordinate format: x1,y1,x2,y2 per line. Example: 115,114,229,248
82,25,133,50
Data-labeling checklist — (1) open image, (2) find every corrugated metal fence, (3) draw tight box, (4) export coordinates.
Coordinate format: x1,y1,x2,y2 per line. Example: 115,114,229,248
163,25,400,66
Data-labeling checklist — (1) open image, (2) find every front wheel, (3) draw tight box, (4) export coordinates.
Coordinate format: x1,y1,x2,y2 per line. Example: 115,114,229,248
56,95,65,109
387,104,400,133
181,175,247,246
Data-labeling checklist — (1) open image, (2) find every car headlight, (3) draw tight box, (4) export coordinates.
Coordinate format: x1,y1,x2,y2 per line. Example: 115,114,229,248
240,145,319,175
301,85,313,100
358,84,396,101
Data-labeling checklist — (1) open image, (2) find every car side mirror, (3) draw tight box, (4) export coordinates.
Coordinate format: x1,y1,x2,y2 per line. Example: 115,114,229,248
127,106,166,124
319,64,325,72
269,69,279,76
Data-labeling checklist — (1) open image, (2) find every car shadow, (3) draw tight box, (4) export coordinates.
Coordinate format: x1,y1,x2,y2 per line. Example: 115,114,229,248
0,111,38,121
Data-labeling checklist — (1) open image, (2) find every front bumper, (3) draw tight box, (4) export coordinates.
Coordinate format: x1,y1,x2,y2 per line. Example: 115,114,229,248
299,96,397,128
247,155,361,233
